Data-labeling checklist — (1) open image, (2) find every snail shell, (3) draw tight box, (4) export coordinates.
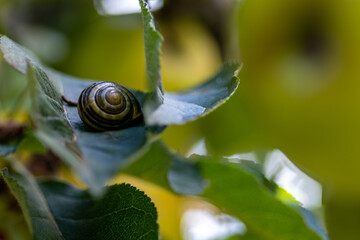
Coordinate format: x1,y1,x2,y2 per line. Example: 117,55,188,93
77,81,142,131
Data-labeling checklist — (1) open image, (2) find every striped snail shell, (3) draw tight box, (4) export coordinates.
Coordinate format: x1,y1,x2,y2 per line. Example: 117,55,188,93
77,81,142,131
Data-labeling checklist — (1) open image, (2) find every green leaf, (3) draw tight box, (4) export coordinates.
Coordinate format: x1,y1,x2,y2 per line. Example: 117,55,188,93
58,73,160,188
124,141,206,195
125,141,327,240
139,0,164,114
1,163,159,240
1,165,65,240
28,63,73,142
39,181,159,240
145,63,241,126
295,206,329,240
123,141,173,190
28,63,154,190
0,35,240,188
198,158,325,240
0,36,156,189
0,35,42,75
26,62,93,186
138,2,240,126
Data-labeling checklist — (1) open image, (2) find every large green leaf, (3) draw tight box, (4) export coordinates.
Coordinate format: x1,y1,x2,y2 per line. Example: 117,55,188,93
0,35,240,188
0,37,147,190
28,62,153,190
198,158,326,240
125,141,328,240
1,163,159,240
39,181,158,240
0,35,154,189
57,72,158,188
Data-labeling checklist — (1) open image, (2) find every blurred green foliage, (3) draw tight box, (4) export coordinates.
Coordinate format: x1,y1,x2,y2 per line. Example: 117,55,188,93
235,0,360,239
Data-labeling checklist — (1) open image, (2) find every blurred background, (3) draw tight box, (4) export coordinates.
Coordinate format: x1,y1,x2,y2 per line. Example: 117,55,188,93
1,0,360,239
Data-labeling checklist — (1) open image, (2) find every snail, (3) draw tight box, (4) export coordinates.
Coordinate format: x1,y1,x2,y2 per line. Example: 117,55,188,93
63,81,143,131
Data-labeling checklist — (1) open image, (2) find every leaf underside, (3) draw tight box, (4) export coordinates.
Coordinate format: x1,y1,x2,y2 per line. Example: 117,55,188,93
0,34,240,189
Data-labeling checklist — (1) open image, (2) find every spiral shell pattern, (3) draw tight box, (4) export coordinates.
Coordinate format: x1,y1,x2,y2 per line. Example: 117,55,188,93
77,81,142,131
